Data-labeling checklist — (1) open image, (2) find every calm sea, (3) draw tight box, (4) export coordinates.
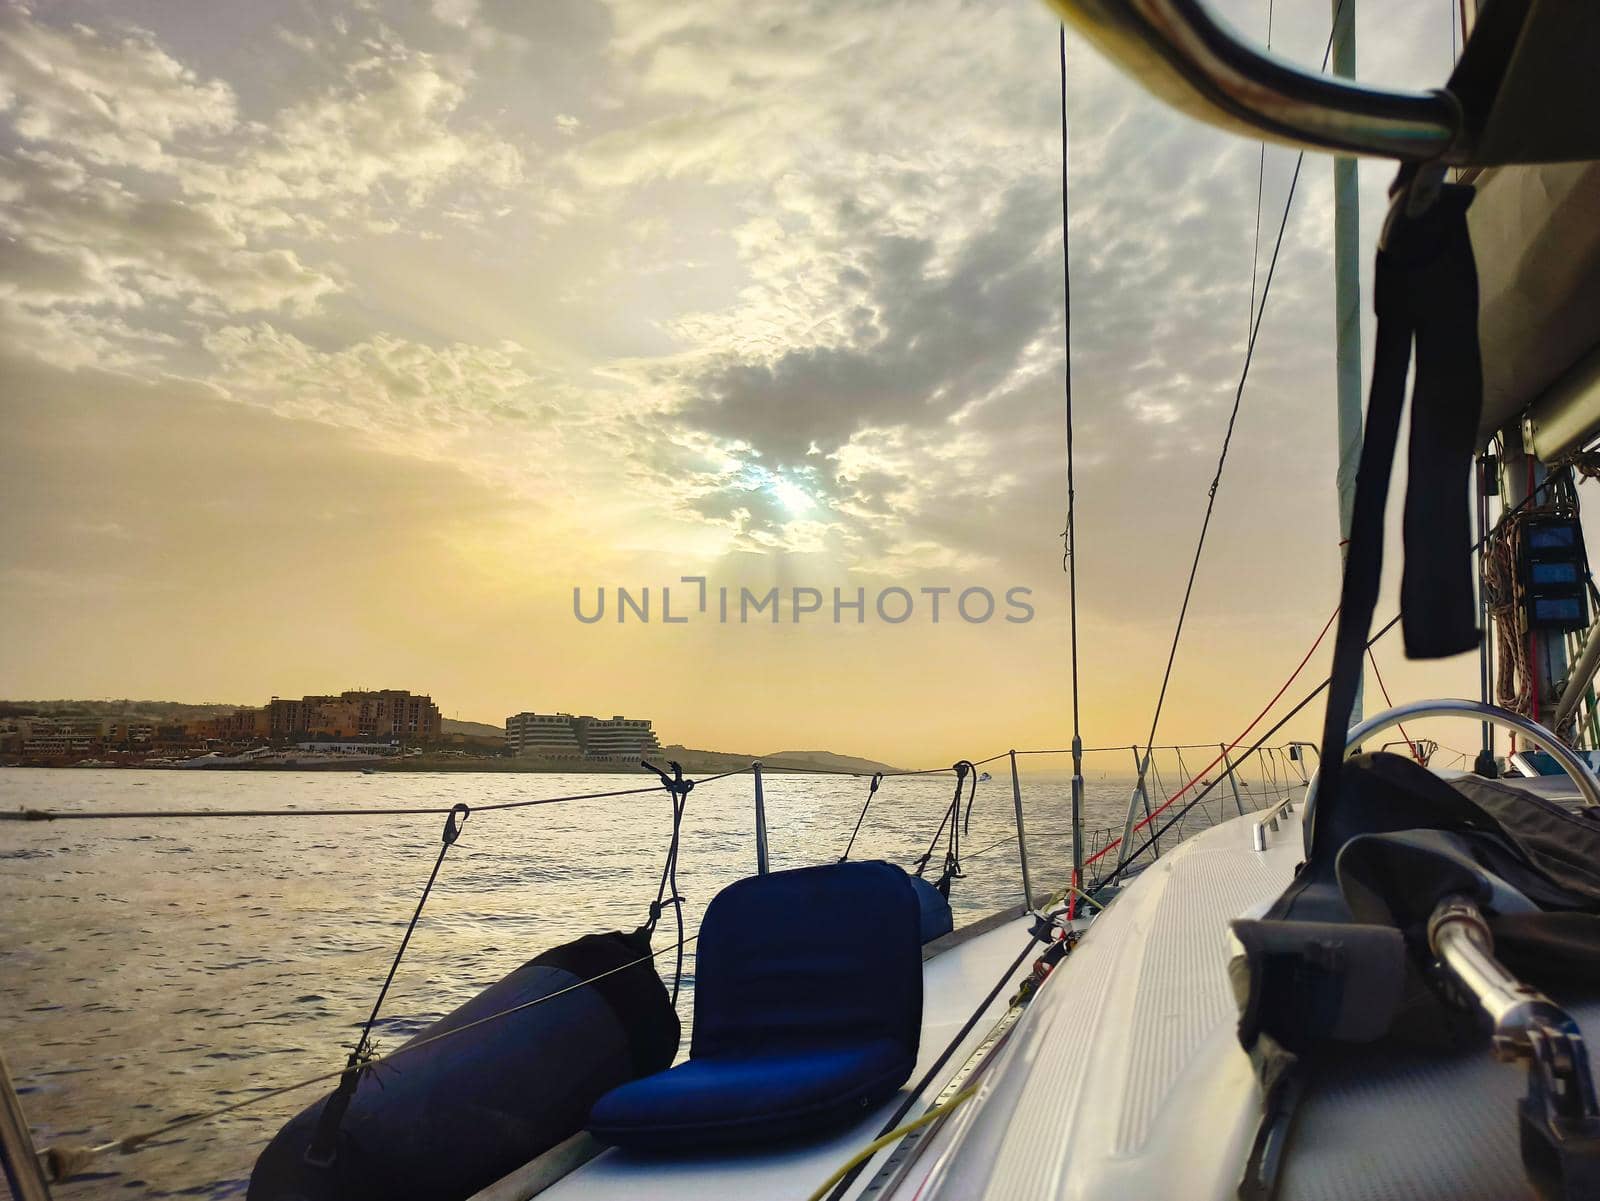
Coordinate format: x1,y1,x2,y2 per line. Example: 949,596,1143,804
0,765,1221,1199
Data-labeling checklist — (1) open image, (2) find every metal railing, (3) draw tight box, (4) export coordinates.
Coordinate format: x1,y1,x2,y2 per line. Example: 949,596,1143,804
1041,0,1460,160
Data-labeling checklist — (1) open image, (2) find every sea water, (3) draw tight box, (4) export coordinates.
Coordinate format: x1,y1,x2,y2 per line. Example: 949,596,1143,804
0,766,1187,1199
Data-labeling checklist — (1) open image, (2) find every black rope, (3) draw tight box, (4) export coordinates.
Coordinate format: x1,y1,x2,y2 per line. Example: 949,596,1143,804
1134,6,1341,779
305,802,469,1165
640,759,693,1005
915,762,973,895
839,771,884,861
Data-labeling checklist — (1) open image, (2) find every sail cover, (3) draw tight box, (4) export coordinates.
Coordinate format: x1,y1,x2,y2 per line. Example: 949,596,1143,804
1472,159,1600,454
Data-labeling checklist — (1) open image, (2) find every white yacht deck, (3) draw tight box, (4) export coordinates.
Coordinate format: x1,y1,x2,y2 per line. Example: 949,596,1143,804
914,800,1307,1201
471,909,1039,1201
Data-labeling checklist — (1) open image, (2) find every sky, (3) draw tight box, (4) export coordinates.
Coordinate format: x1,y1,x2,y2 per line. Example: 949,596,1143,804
0,0,1487,766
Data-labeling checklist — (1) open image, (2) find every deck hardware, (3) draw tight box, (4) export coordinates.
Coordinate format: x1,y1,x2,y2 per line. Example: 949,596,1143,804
1307,701,1600,841
1007,751,1034,906
1250,796,1296,852
1430,896,1600,1199
752,762,769,875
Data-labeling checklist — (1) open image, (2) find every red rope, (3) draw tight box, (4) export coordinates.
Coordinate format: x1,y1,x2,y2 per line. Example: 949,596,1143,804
1365,647,1420,762
1082,604,1340,870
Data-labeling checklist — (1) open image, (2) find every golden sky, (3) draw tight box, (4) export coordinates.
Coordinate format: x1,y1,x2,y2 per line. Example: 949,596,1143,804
0,0,1491,766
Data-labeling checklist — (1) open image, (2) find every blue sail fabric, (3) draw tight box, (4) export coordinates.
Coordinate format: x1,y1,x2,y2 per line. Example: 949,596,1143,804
588,860,924,1150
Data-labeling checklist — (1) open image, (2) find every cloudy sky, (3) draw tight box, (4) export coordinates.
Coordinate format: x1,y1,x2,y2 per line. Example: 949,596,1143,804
0,0,1480,764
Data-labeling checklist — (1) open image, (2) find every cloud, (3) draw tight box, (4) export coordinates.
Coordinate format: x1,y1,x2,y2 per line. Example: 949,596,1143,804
0,4,526,379
191,38,523,227
0,3,237,171
0,150,339,316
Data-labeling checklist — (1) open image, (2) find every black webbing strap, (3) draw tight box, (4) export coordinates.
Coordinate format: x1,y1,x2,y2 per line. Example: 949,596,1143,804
1306,173,1484,860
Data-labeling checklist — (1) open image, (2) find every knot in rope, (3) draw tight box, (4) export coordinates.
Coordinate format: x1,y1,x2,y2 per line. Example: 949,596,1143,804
640,759,694,1005
916,761,977,896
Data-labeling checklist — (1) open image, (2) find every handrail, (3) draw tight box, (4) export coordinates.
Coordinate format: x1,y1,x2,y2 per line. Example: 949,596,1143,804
1250,792,1297,853
1041,0,1462,161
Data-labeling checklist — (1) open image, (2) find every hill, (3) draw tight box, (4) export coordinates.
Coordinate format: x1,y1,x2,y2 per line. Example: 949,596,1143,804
0,699,243,722
763,749,907,775
441,718,505,738
656,745,902,776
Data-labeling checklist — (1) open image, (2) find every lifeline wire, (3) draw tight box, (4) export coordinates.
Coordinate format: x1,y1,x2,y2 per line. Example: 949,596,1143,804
39,934,702,1181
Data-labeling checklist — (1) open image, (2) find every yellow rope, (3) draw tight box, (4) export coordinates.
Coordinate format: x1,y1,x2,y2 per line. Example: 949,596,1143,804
802,1081,980,1201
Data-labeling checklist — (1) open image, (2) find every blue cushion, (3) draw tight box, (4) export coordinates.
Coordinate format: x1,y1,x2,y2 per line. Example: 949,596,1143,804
587,1038,911,1150
908,874,955,943
588,861,924,1150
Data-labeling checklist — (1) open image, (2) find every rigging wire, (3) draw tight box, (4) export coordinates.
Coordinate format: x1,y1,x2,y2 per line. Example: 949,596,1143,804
1058,23,1091,916
1134,3,1343,781
0,763,953,824
838,772,884,861
1089,602,1340,874
1058,25,1082,745
1097,464,1578,889
1247,0,1275,335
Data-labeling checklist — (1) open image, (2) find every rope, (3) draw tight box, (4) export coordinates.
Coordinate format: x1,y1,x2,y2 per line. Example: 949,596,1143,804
1094,651,1349,892
1084,603,1339,873
838,772,884,861
962,835,1016,863
1365,646,1421,761
1091,458,1582,889
821,936,1037,1201
640,760,693,1005
1132,6,1339,781
914,762,974,892
805,1082,980,1201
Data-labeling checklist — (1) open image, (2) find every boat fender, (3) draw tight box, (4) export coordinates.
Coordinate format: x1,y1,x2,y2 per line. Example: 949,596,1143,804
247,928,678,1201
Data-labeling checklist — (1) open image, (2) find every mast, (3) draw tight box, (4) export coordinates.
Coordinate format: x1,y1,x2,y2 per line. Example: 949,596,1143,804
1331,0,1363,731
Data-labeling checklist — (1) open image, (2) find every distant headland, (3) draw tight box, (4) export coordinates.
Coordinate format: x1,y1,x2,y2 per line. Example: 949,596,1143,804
0,698,901,775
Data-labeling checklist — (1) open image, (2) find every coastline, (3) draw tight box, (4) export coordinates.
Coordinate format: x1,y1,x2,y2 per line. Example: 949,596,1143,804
0,751,903,776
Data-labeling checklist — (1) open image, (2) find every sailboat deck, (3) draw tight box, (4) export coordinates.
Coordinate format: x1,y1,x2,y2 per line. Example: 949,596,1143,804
473,910,1038,1201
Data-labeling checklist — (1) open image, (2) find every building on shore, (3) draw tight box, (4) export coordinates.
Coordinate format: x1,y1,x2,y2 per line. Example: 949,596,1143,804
266,690,441,742
577,715,662,761
504,711,663,761
1,716,159,756
506,712,583,757
191,708,270,741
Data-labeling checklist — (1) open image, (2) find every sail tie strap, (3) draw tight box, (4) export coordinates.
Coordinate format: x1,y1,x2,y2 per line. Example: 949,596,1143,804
1305,171,1483,858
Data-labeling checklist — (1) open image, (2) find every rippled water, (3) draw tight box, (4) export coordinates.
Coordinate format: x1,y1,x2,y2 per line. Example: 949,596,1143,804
0,766,1161,1199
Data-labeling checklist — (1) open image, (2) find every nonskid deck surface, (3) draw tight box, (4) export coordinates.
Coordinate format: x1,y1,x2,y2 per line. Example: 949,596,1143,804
516,912,1037,1201
908,791,1600,1201
912,802,1307,1201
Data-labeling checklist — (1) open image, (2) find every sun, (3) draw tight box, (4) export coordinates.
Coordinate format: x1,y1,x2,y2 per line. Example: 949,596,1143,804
768,477,815,513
